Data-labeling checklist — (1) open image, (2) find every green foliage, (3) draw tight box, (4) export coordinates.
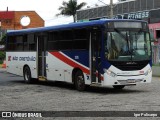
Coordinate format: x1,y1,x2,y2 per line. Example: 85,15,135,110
57,0,86,22
0,34,6,45
0,51,5,60
0,60,3,64
152,64,160,66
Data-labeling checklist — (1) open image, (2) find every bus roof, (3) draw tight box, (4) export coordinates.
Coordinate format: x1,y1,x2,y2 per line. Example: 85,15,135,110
7,19,146,36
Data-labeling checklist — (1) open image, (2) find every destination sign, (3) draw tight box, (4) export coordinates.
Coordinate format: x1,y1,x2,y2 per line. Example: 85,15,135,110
114,11,149,20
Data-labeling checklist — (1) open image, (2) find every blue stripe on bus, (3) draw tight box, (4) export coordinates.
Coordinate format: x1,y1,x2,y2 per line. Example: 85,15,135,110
62,50,89,68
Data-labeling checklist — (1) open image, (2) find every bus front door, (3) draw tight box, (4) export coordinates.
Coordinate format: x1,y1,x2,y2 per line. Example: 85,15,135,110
90,28,101,84
37,35,47,81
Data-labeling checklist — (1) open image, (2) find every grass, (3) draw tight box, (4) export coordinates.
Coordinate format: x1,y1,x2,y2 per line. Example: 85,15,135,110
152,64,160,67
0,60,3,68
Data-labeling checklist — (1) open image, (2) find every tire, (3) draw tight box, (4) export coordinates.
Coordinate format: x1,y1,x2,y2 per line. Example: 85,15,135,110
75,70,86,91
113,85,125,90
23,66,32,83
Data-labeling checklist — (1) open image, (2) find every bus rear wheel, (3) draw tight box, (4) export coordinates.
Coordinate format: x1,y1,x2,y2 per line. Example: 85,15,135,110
113,85,125,89
75,70,86,91
23,66,32,83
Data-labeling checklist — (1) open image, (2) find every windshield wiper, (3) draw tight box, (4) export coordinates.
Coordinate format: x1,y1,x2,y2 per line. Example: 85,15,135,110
114,29,130,53
114,29,134,60
114,28,127,41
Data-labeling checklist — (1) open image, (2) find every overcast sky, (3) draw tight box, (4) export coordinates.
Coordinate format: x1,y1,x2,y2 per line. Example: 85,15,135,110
0,0,118,26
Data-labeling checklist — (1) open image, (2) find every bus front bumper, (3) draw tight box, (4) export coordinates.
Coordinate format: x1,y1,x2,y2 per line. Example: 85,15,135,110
102,72,152,86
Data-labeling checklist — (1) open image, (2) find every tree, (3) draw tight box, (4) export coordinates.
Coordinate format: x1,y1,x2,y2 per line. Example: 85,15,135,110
0,34,6,45
0,51,5,63
57,0,86,22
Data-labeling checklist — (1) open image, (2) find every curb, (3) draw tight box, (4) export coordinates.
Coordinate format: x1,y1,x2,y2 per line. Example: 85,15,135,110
0,68,6,71
152,66,160,77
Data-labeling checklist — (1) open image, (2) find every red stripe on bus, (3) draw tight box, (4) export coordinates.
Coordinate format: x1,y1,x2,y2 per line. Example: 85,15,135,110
50,52,90,74
101,76,104,81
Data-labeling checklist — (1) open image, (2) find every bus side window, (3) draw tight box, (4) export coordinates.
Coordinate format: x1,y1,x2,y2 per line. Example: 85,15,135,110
7,36,16,51
48,31,59,51
16,36,23,51
59,30,73,50
28,34,36,51
73,28,89,50
24,35,28,51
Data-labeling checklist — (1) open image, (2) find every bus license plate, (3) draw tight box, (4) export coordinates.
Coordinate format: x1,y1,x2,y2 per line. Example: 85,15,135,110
127,79,136,83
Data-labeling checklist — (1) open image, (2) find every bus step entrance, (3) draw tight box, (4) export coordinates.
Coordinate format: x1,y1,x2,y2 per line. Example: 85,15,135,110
38,76,47,81
90,82,101,87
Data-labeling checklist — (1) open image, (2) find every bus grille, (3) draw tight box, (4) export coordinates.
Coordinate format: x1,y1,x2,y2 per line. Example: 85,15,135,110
109,60,150,71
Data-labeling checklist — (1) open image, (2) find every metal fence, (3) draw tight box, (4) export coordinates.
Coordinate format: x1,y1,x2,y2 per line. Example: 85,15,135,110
152,45,160,65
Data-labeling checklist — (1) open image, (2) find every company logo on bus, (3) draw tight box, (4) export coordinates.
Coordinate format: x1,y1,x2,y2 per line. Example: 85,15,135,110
7,56,36,61
126,62,137,65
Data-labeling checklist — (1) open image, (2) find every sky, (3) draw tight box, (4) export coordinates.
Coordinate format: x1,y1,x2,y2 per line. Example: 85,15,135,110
0,0,118,26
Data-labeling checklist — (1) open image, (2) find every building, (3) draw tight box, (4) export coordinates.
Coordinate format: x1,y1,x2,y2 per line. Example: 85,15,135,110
77,0,160,42
77,0,160,64
0,11,44,51
0,11,44,30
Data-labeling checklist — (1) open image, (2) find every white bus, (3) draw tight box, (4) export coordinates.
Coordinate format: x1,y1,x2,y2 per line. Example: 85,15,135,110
6,19,152,91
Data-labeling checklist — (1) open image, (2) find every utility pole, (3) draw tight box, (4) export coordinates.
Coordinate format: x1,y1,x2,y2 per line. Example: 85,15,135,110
110,0,113,18
98,0,114,18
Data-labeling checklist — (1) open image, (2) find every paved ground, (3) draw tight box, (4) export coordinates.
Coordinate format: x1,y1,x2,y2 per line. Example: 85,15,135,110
0,68,160,119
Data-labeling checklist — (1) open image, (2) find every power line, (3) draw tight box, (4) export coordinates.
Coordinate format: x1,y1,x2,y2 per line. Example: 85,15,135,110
97,0,108,5
44,16,71,22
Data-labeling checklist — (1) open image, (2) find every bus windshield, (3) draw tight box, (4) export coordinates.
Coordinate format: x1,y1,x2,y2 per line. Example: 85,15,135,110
105,29,151,61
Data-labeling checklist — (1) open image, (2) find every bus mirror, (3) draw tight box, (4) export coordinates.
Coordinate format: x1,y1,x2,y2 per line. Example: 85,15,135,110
149,31,155,42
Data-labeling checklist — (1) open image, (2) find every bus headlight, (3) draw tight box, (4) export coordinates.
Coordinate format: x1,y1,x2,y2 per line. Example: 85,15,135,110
144,68,152,76
103,69,117,77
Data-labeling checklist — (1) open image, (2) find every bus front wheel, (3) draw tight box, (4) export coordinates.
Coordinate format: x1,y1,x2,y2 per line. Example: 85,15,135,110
23,66,32,83
113,85,125,90
75,70,86,91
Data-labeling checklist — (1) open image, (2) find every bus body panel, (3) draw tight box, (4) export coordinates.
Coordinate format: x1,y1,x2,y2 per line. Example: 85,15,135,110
6,19,152,89
47,51,91,85
103,64,152,86
46,52,72,82
6,52,37,78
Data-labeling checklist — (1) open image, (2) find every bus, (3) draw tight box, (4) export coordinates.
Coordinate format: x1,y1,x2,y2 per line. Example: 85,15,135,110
6,19,152,91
